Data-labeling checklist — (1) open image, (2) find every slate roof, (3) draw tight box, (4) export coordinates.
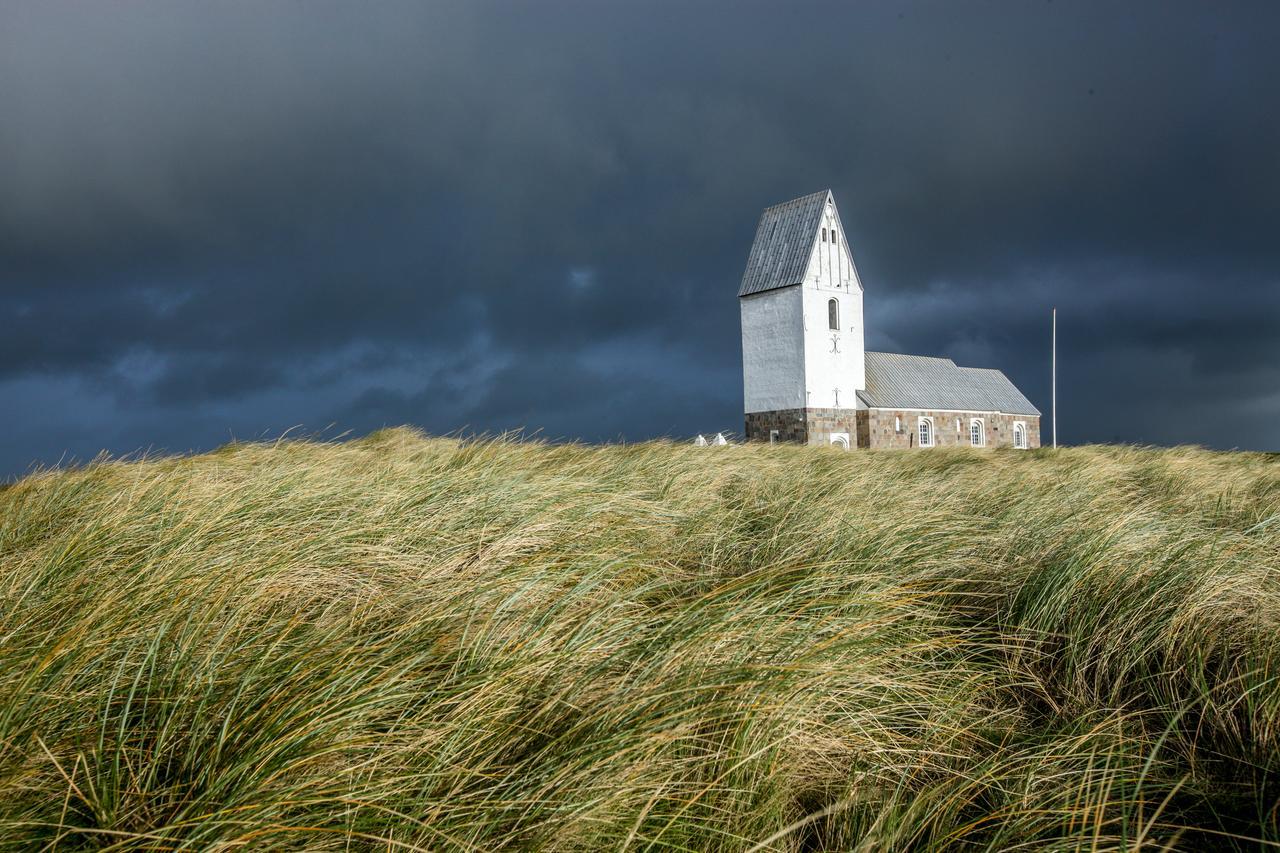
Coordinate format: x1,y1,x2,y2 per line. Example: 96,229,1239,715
737,189,831,297
857,351,1040,415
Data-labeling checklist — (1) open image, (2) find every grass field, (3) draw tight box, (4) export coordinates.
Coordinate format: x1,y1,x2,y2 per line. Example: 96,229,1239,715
1,429,1278,850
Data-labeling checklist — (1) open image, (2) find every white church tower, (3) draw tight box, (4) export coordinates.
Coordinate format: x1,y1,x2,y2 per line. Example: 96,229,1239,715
739,190,865,446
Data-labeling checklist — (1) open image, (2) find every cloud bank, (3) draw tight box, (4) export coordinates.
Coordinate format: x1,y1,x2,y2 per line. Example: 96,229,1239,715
2,1,1277,474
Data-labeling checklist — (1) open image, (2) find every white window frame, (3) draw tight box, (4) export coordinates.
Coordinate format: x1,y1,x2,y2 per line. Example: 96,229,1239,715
827,298,839,330
830,432,850,450
1013,421,1028,450
969,418,985,447
769,429,780,445
917,416,935,448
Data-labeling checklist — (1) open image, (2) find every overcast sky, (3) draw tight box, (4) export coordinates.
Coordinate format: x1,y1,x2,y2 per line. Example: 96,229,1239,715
2,1,1278,475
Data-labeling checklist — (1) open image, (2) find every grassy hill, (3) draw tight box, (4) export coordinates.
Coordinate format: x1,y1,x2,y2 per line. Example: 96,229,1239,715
1,430,1277,850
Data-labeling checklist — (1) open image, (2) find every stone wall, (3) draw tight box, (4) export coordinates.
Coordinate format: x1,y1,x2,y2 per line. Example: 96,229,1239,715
744,407,858,446
864,409,1040,449
744,408,809,444
746,408,1040,449
856,410,871,448
800,407,860,447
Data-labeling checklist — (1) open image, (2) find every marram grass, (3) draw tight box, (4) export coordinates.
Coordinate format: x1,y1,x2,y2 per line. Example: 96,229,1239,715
0,430,1277,851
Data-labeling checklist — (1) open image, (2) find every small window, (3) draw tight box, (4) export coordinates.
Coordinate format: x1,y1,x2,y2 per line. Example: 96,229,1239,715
1013,422,1028,450
969,418,985,447
955,418,962,433
821,228,827,242
769,429,780,445
918,417,935,448
827,298,839,330
894,416,902,433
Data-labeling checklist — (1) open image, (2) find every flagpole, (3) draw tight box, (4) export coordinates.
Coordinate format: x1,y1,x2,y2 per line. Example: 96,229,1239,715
1052,307,1057,449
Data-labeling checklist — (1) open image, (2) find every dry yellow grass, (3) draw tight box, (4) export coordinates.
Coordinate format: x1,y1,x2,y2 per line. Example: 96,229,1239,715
0,430,1277,850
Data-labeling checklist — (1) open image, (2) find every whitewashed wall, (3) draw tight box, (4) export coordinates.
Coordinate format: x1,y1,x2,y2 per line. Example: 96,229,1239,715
800,199,865,409
740,285,804,413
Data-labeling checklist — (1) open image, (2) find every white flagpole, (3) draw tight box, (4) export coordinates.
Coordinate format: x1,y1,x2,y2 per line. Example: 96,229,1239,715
1052,307,1057,449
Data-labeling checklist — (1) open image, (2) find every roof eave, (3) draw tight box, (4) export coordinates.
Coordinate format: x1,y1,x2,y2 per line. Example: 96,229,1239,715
736,280,802,299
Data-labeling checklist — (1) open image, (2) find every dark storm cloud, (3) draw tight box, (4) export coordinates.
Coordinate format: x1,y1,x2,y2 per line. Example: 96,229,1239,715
2,0,1278,475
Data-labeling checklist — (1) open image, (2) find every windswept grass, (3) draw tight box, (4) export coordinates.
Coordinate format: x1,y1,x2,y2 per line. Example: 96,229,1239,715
0,429,1277,850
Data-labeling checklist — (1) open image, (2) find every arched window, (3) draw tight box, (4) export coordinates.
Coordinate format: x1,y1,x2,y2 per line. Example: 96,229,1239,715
969,418,985,447
1013,422,1028,450
918,417,935,448
827,298,839,330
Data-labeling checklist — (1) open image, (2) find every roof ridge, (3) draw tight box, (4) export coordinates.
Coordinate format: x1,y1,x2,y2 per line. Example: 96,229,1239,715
760,189,830,213
866,351,958,366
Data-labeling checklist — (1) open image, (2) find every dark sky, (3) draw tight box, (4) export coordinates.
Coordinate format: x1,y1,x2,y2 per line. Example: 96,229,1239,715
3,1,1278,475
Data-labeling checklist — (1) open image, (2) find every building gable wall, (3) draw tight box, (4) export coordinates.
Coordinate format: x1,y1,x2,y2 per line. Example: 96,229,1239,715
800,197,864,409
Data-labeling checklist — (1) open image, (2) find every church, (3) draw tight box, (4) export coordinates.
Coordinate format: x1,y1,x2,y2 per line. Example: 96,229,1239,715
739,190,1040,449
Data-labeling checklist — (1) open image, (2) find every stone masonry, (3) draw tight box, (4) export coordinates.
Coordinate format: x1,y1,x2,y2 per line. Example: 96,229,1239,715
747,408,1040,449
744,407,858,446
862,409,1040,449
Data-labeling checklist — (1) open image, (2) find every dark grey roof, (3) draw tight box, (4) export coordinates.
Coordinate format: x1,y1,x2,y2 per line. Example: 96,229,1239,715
737,189,830,297
857,351,1040,415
